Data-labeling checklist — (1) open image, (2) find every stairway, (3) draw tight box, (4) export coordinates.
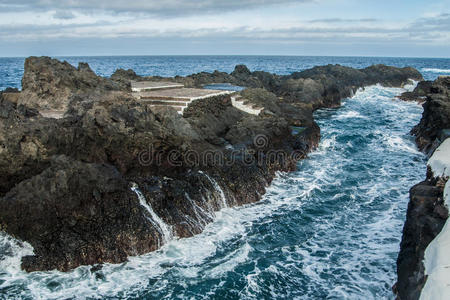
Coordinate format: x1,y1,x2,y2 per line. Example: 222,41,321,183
131,81,183,92
231,95,264,116
132,81,233,114
139,98,189,112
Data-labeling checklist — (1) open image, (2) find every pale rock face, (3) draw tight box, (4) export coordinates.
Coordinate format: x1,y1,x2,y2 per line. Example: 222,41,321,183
427,138,450,179
421,139,450,300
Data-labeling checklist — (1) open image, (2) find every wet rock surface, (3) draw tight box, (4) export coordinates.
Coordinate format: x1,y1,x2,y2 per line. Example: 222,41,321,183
0,57,421,272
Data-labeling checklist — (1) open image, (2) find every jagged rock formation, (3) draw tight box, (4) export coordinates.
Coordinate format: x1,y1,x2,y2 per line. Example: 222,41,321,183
110,68,140,90
411,76,450,153
136,64,422,111
174,64,422,109
0,155,161,272
398,80,433,102
396,76,450,300
0,57,421,272
395,176,447,300
17,57,128,111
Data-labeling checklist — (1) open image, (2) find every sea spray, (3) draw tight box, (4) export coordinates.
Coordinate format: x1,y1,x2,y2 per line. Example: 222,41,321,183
130,183,173,245
185,193,215,226
0,82,429,299
199,171,228,208
0,233,33,277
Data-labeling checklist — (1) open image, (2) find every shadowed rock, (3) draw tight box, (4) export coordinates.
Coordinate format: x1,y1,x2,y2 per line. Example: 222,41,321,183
395,76,450,299
411,76,450,153
395,177,447,300
399,80,433,102
0,57,423,272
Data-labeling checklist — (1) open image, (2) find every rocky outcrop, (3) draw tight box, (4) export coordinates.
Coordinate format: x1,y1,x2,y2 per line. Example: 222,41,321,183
17,57,126,111
282,64,422,109
396,76,450,299
411,76,450,153
398,80,433,102
175,64,423,110
395,176,447,300
110,68,140,91
1,87,311,271
0,57,422,272
0,155,161,272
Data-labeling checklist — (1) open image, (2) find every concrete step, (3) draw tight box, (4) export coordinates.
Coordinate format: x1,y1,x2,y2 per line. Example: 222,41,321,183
139,86,183,92
131,81,184,92
231,96,263,116
141,100,188,106
148,104,184,111
140,96,191,102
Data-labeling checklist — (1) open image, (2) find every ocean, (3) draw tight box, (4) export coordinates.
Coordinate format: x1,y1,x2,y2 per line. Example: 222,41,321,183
0,56,449,299
1,56,450,90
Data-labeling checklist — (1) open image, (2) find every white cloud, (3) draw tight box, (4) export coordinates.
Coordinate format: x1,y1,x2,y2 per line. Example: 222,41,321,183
0,0,448,55
0,0,311,16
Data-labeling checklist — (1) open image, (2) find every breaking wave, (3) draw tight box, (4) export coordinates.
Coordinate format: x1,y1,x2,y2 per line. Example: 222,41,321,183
421,68,450,74
0,83,426,299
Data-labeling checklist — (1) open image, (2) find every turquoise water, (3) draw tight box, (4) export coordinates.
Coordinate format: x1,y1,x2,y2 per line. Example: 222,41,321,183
0,57,446,299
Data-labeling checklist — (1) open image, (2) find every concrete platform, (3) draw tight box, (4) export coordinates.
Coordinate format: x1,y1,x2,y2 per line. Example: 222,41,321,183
131,81,184,92
134,88,234,114
138,88,232,101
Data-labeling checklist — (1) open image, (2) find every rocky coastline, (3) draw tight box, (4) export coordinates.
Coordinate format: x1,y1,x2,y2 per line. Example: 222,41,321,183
0,56,422,272
395,76,450,300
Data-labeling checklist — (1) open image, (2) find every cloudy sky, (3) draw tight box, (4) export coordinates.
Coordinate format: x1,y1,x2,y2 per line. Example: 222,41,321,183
0,0,449,57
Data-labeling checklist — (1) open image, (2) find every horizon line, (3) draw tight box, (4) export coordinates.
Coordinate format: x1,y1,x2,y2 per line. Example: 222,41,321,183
1,54,450,60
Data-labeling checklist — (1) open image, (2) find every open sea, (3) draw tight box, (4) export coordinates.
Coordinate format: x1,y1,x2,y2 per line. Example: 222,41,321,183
1,56,450,299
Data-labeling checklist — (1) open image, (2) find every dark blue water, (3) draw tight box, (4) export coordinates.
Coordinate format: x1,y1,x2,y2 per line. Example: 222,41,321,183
0,57,446,299
1,56,450,90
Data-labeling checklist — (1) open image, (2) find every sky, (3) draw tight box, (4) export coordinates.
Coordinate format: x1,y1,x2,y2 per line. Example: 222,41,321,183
0,0,449,57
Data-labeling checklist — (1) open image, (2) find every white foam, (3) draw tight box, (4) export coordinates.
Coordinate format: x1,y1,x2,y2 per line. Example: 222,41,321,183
199,171,228,208
131,183,173,245
0,83,426,299
422,68,450,74
205,242,251,278
0,233,34,277
335,110,367,120
319,135,336,151
384,135,421,154
403,80,419,91
184,192,214,228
